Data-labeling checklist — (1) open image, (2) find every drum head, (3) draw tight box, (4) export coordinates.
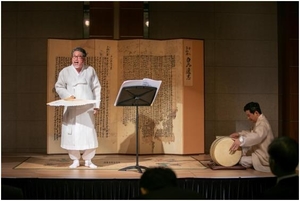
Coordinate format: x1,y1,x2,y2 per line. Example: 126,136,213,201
210,136,242,167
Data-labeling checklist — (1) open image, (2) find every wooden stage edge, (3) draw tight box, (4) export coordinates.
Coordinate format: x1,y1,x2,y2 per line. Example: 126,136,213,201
1,153,275,179
2,153,282,199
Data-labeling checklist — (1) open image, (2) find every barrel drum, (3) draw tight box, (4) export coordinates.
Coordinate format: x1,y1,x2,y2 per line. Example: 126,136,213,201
210,136,242,167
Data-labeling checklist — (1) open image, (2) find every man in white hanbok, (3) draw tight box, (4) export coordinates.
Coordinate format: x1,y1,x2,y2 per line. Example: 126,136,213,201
55,47,101,168
229,102,274,172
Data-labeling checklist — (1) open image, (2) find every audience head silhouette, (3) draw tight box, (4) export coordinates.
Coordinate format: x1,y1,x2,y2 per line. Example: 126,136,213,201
261,136,299,200
136,167,203,199
268,136,299,177
140,166,177,194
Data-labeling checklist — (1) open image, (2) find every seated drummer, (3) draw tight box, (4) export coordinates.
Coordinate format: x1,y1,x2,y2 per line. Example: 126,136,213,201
229,102,274,172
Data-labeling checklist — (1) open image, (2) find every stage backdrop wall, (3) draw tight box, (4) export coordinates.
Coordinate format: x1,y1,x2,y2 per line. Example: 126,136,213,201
47,39,204,155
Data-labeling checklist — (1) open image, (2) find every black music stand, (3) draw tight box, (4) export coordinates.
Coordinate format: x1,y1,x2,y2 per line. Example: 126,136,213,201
115,85,157,173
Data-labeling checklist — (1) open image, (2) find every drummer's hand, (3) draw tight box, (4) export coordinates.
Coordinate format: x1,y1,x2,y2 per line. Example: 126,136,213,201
230,132,240,139
229,138,241,152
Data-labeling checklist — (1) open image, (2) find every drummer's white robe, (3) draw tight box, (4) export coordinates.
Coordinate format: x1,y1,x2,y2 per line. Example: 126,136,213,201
55,65,101,150
239,114,274,172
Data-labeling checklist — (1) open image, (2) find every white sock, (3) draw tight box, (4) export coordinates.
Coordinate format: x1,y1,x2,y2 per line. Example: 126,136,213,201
85,160,97,168
69,159,79,168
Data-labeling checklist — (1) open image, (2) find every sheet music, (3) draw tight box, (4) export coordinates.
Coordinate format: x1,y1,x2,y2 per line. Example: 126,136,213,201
114,78,162,106
47,99,97,107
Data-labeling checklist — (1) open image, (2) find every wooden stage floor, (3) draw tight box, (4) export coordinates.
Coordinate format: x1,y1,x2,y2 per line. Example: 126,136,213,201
1,153,278,199
2,153,275,179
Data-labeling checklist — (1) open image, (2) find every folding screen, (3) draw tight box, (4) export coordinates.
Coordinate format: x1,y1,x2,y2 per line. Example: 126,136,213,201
47,39,204,154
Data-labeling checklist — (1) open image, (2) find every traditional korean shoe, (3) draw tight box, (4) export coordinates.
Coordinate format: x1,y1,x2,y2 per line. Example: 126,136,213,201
69,159,80,168
85,160,97,169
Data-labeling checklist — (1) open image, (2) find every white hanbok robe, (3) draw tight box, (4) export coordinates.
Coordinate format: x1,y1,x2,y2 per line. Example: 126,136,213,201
55,65,101,150
239,114,274,172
